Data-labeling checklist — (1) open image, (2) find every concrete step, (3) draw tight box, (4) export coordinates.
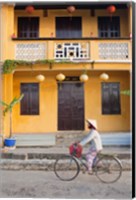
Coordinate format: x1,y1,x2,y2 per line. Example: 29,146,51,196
13,132,132,147
1,152,131,160
0,146,131,171
0,158,131,171
14,134,56,146
101,133,131,146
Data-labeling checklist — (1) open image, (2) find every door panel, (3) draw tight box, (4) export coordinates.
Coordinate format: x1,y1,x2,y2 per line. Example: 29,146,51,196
58,82,84,130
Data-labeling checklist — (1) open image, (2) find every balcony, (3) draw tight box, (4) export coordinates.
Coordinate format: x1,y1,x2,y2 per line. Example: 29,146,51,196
13,38,131,63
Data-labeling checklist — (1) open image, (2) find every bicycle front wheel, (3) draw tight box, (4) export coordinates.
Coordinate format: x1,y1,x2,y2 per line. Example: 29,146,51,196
54,155,80,181
95,156,122,183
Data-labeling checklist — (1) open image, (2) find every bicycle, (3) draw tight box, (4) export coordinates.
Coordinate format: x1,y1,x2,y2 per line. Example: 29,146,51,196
54,151,123,183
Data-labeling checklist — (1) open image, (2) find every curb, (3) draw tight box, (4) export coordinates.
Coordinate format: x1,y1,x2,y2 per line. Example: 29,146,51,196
1,152,131,160
0,157,132,171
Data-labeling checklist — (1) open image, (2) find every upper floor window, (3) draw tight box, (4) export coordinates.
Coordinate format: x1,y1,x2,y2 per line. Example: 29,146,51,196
98,17,120,38
102,82,121,115
56,17,82,38
18,17,39,38
21,83,39,115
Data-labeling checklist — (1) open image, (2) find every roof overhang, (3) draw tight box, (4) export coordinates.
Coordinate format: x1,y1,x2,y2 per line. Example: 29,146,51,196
0,1,131,10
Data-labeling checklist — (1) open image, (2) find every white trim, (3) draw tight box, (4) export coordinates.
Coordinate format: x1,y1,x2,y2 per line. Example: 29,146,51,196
94,60,132,63
55,59,132,64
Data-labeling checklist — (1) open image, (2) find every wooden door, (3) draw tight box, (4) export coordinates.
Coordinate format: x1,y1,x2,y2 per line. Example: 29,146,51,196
58,82,84,130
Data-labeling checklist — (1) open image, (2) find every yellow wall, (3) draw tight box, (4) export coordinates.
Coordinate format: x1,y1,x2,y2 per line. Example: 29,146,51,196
85,71,130,132
0,6,132,61
1,5,131,136
14,9,130,38
12,70,130,134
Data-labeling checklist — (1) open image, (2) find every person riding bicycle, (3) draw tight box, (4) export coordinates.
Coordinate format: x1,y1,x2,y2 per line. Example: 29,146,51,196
79,119,103,174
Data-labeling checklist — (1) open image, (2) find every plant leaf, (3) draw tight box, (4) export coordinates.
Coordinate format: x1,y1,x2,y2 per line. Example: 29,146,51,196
0,101,9,107
1,94,24,116
121,90,130,96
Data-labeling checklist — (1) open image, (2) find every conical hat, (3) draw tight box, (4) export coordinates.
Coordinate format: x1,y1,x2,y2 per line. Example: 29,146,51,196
86,119,97,129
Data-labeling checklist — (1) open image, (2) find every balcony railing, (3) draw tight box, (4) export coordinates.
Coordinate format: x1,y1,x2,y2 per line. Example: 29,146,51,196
98,42,129,60
15,43,46,61
54,42,89,61
14,39,131,62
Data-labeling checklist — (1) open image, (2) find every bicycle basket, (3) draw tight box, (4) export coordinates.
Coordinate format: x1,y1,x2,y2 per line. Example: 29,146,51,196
69,143,82,158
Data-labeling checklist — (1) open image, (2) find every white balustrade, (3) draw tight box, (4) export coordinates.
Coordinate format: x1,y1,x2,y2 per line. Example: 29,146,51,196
55,42,89,60
15,43,46,61
99,43,129,60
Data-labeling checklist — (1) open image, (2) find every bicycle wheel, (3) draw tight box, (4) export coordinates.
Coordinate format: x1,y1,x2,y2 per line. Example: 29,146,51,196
95,156,122,183
54,155,80,181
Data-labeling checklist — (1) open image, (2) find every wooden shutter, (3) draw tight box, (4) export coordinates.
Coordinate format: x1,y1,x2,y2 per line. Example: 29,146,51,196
98,17,120,38
102,83,121,114
56,17,82,38
21,83,39,115
18,17,39,38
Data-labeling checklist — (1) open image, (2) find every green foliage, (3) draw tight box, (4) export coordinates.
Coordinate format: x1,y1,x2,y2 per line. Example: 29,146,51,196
1,94,24,116
2,60,17,74
0,94,24,138
2,60,33,74
121,90,130,96
2,59,83,74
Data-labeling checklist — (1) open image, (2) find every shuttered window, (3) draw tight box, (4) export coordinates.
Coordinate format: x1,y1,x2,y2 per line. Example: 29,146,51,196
18,17,39,38
56,17,82,38
21,83,39,115
102,83,121,114
98,17,120,38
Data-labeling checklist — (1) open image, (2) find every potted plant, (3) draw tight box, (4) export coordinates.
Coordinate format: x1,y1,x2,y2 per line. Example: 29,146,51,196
0,94,24,147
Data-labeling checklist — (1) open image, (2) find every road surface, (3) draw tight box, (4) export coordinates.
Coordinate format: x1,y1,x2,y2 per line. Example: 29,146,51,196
0,170,132,199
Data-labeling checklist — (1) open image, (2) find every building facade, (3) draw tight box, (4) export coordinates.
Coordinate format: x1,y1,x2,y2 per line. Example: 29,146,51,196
0,2,132,137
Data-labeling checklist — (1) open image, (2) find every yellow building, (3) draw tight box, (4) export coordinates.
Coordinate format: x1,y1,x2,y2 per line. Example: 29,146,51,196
0,2,132,138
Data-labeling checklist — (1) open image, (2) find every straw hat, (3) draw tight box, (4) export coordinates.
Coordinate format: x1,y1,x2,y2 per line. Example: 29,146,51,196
86,119,97,129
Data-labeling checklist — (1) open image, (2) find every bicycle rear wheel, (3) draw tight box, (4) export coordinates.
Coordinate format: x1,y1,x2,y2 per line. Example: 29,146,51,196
95,156,122,183
54,155,80,181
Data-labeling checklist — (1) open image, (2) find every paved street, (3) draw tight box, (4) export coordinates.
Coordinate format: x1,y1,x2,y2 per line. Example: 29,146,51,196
0,170,132,199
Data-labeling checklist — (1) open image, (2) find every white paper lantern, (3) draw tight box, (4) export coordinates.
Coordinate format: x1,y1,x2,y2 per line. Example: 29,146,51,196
36,74,45,82
100,73,109,81
80,74,89,82
56,73,65,81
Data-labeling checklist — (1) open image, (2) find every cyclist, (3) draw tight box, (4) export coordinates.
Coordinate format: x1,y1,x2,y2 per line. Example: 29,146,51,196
79,119,103,174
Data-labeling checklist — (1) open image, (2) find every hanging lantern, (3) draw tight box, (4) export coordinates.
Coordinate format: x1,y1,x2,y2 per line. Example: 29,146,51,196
56,73,65,81
80,74,89,82
106,5,116,14
36,74,45,82
67,6,76,13
100,73,109,81
25,5,35,14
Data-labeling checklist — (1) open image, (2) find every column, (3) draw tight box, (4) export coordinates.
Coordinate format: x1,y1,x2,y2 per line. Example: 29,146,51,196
3,73,14,138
